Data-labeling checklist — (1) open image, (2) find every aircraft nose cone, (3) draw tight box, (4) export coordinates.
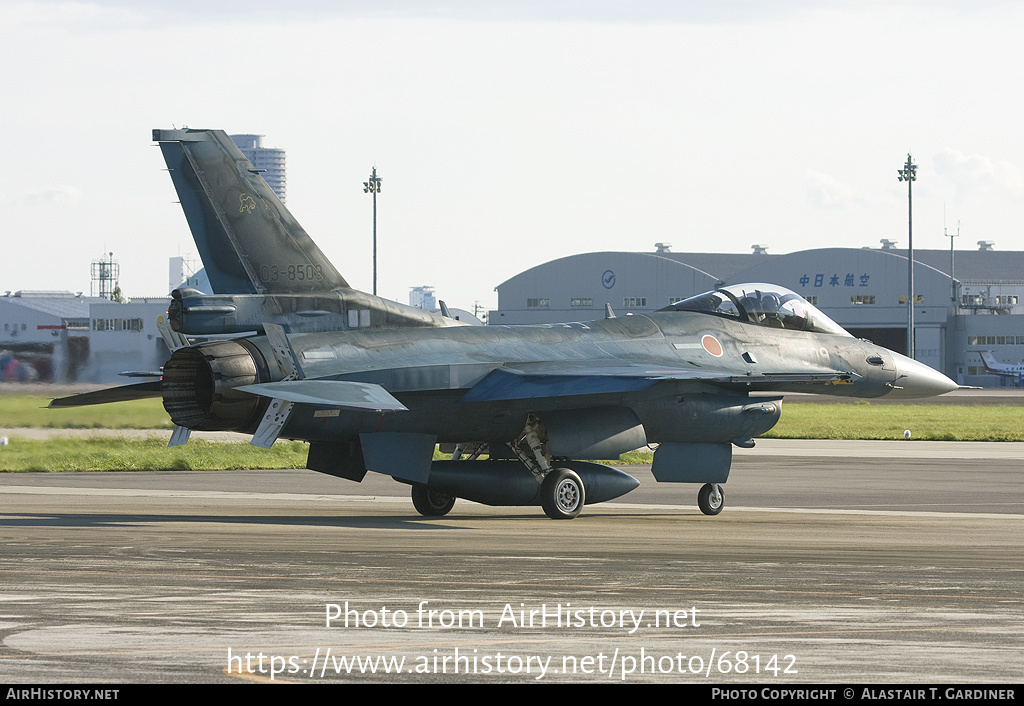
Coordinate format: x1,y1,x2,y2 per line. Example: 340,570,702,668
889,354,959,398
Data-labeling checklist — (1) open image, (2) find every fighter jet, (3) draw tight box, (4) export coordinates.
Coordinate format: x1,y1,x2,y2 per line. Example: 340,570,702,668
51,128,959,520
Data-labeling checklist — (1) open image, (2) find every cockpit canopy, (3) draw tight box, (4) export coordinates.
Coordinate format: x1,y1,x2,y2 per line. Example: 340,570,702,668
659,283,851,337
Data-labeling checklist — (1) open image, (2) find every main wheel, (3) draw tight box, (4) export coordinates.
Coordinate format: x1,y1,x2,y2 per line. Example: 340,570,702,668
540,468,585,520
697,483,724,515
411,485,456,517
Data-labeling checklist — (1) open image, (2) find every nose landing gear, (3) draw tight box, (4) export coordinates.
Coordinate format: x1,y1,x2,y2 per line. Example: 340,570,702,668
697,483,724,515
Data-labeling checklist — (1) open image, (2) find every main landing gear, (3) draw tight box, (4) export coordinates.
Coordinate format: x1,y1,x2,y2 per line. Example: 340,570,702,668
510,414,586,520
411,485,456,517
697,483,724,515
409,415,590,520
409,441,486,518
539,468,585,520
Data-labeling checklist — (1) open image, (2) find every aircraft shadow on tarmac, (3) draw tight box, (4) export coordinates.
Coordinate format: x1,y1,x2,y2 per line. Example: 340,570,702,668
0,509,655,531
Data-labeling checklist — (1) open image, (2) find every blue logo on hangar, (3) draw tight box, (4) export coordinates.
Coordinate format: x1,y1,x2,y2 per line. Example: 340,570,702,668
602,270,616,289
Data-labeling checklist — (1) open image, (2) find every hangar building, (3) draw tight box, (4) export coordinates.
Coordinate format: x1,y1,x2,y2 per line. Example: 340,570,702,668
489,243,1024,388
0,291,99,382
1,291,172,383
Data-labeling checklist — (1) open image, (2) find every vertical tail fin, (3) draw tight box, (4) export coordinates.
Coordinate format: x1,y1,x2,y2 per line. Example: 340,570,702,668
153,128,348,294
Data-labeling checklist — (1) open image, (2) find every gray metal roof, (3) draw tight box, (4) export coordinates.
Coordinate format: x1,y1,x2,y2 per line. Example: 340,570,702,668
909,249,1024,283
1,293,107,320
652,248,1024,284
653,252,772,282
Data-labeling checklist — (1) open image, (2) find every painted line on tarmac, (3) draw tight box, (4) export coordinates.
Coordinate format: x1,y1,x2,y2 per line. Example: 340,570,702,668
2,485,1021,519
0,485,410,504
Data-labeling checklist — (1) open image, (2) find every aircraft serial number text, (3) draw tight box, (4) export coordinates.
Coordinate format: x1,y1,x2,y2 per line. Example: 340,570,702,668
259,264,324,282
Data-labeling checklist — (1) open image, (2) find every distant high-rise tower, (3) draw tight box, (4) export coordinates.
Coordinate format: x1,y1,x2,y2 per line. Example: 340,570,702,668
230,134,287,202
409,286,437,311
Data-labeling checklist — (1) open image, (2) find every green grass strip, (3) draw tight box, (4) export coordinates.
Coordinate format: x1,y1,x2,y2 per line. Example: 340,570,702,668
0,437,309,472
0,396,172,429
2,396,1021,473
764,402,1024,441
5,394,1023,441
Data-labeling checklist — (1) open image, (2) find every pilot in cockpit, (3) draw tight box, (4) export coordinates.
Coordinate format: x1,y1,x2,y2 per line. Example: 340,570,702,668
760,293,784,328
739,296,764,323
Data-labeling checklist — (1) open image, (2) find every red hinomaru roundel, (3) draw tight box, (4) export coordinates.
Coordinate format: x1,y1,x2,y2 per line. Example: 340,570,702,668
701,334,723,357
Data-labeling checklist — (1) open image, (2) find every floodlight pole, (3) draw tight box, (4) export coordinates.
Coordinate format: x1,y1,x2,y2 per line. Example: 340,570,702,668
897,154,917,358
946,220,959,305
363,166,382,296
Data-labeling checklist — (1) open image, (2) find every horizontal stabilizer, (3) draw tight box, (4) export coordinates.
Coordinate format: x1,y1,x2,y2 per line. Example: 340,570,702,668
49,381,163,408
236,380,407,411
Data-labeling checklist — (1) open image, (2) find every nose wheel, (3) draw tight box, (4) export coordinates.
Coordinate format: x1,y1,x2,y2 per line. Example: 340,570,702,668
697,483,724,515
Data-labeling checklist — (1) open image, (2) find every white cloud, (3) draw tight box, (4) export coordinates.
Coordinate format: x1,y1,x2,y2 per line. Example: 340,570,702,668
0,2,147,29
805,170,858,209
21,186,83,207
933,148,1024,198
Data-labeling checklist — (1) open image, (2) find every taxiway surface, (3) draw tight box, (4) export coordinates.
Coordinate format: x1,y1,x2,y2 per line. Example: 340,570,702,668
1,440,1022,684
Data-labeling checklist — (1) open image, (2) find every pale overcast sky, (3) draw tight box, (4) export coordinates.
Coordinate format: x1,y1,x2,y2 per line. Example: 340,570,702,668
2,1,1022,312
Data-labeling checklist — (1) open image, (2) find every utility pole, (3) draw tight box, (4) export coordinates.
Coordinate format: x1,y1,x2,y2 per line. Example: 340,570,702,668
946,219,959,305
363,166,382,296
897,154,917,358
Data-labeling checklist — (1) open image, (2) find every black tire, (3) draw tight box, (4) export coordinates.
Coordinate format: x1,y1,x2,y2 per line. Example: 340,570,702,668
697,483,724,516
411,485,456,517
540,468,585,520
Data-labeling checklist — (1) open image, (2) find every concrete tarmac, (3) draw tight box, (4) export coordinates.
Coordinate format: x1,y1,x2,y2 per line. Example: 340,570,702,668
1,439,1022,684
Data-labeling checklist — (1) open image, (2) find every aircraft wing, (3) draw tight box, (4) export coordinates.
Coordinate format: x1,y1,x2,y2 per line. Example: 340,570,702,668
459,363,851,402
